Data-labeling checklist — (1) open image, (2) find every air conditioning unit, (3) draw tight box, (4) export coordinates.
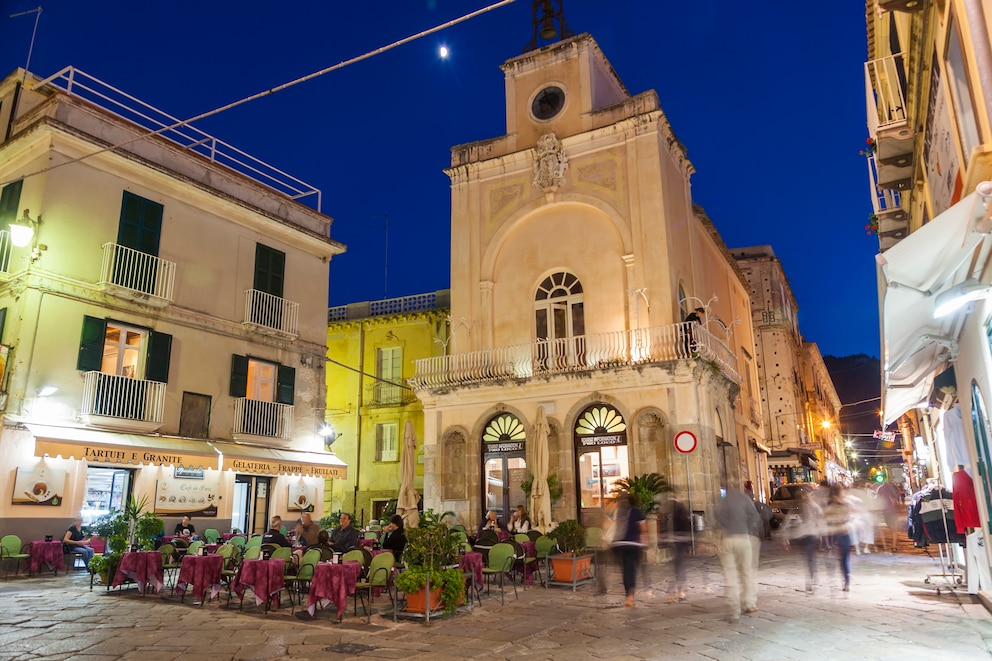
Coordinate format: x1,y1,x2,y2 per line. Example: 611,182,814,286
878,0,927,12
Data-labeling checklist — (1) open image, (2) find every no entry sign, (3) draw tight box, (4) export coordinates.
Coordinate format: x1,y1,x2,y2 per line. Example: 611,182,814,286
674,430,697,454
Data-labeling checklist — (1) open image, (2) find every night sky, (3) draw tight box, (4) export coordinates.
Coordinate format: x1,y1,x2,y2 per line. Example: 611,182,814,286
1,1,877,358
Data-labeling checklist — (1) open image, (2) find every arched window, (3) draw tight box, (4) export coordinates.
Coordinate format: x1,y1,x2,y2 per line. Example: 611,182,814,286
534,272,584,341
573,403,628,526
481,413,527,525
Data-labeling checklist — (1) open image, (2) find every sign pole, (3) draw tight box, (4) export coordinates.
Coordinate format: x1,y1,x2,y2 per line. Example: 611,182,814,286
673,430,698,555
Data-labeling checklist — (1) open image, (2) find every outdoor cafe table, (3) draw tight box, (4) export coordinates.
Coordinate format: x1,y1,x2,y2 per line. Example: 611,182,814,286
307,560,362,619
460,551,483,590
174,553,223,603
28,540,65,575
233,558,285,609
111,551,163,594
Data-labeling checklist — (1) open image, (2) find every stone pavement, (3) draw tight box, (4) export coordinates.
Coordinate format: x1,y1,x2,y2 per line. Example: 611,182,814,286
1,539,991,661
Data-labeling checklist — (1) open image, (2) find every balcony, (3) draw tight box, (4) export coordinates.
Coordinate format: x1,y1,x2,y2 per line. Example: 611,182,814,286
410,322,740,390
80,371,166,433
99,243,176,306
233,398,293,440
868,155,909,249
865,54,915,190
243,289,299,339
366,381,416,407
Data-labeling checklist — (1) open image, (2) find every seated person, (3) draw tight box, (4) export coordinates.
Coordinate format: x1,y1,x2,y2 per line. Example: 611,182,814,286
262,515,291,547
311,529,334,551
476,509,503,538
329,512,360,552
174,515,195,538
380,514,407,558
508,505,531,534
63,517,95,568
295,512,321,547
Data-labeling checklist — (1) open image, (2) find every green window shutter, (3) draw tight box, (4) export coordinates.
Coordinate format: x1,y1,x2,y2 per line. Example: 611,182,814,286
118,191,163,256
253,243,285,298
0,180,23,228
276,364,295,405
145,331,172,383
77,316,106,372
229,354,248,397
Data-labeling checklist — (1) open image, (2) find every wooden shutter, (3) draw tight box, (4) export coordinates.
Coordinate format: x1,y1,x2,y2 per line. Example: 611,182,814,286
276,364,295,405
0,180,23,228
76,316,106,372
145,331,172,383
229,354,248,397
118,191,163,256
253,243,285,298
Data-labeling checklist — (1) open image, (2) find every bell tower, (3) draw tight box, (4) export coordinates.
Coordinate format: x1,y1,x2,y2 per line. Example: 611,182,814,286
524,0,574,52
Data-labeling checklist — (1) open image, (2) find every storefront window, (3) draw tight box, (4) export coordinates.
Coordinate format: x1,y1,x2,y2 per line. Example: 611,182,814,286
574,404,629,526
82,466,133,525
482,413,527,524
970,382,992,532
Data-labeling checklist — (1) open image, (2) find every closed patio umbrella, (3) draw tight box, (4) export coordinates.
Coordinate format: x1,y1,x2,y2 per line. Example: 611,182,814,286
530,406,552,532
398,420,420,529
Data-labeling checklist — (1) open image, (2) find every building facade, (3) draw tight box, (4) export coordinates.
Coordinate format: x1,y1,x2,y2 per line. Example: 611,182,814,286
0,67,345,542
411,32,765,531
868,0,992,590
324,291,448,523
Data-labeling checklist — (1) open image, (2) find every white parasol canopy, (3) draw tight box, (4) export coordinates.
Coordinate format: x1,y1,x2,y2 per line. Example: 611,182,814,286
398,420,420,529
530,406,552,532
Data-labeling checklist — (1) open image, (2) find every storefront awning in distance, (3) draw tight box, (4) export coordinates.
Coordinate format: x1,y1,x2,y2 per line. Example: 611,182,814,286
209,441,347,479
28,423,220,470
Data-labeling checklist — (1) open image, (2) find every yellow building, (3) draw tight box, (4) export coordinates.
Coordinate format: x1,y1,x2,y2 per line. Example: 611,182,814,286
0,67,345,542
412,25,765,531
325,291,448,523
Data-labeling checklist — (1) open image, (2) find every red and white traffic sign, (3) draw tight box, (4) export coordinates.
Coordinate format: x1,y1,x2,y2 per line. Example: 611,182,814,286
674,430,697,454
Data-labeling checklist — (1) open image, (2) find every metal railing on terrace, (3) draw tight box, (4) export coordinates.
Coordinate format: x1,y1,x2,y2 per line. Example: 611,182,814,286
81,371,166,424
866,155,903,215
243,289,299,338
865,54,908,135
328,290,449,322
410,322,740,390
233,398,293,439
100,243,176,304
34,67,321,210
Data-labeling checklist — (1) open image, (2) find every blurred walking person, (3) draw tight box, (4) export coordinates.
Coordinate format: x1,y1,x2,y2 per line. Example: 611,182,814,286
611,493,646,607
783,490,822,593
660,496,692,601
823,484,855,591
715,486,761,621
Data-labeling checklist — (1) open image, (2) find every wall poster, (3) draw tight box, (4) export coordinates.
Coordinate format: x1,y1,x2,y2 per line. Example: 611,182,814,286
288,482,317,512
154,473,219,517
12,466,66,506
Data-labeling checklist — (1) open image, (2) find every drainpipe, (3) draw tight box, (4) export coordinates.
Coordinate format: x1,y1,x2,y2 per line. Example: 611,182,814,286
353,322,365,523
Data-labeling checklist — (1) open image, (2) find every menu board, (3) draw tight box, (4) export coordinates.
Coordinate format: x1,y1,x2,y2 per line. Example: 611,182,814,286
154,475,219,517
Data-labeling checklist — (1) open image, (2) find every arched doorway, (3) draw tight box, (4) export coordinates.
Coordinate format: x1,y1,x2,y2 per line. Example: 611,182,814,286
482,413,527,525
574,403,629,526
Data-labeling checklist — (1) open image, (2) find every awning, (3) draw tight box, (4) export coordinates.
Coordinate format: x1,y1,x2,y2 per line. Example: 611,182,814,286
29,423,220,470
210,441,347,479
876,190,991,426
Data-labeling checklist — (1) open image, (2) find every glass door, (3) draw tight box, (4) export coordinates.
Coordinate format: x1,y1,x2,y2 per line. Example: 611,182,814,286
233,474,271,536
82,466,134,526
483,453,526,526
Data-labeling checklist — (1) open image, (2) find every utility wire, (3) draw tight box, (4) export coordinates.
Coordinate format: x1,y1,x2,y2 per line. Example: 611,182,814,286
2,0,516,188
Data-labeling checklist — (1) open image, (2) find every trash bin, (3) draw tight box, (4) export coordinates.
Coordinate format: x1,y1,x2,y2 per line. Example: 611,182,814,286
692,512,705,532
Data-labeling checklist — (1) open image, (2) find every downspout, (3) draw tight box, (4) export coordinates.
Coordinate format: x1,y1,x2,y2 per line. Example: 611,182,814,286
353,322,365,522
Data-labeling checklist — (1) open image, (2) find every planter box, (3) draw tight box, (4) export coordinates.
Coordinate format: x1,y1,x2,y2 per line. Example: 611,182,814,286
403,586,443,613
549,552,595,591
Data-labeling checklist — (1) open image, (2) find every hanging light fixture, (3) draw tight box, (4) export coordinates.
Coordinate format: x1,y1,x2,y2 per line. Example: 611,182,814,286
933,279,992,318
9,208,40,248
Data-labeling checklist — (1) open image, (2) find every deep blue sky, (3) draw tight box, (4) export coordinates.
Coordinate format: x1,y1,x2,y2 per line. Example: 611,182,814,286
1,1,877,358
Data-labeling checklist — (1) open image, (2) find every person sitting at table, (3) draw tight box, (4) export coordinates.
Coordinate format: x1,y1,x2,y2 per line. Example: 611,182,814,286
295,512,321,547
63,516,95,568
311,529,334,551
508,505,531,534
380,514,407,558
174,515,195,539
262,516,291,547
477,509,503,538
329,512,360,552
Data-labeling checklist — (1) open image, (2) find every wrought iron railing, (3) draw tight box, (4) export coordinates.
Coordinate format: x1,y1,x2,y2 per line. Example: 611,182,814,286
865,54,908,134
411,322,740,389
366,381,412,407
243,289,299,337
100,243,176,302
81,371,166,423
233,398,293,439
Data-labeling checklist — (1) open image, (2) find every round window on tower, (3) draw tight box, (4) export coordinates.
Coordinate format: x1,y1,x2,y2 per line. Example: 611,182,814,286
531,85,565,120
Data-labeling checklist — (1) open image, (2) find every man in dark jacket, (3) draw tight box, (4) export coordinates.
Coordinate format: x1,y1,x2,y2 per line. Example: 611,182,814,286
262,515,290,547
715,487,761,620
329,512,360,552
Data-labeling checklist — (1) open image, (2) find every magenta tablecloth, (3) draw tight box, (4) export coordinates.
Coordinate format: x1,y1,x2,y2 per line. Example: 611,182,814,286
175,553,223,602
234,558,285,607
112,551,163,593
307,560,361,618
460,551,483,590
359,538,375,549
520,541,538,585
497,531,511,542
28,540,66,575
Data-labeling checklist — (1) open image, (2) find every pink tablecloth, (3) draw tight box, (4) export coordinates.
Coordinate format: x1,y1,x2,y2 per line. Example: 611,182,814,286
307,561,361,618
359,538,375,549
175,553,223,602
460,551,483,589
234,558,285,608
520,541,538,585
112,551,163,593
28,541,66,575
497,531,512,542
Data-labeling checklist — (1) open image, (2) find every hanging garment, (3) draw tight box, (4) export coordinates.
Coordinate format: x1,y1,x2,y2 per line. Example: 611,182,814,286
909,488,966,546
952,469,981,533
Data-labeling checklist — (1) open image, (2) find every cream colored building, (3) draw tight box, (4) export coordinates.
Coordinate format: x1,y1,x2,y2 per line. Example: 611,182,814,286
0,67,345,542
411,33,765,530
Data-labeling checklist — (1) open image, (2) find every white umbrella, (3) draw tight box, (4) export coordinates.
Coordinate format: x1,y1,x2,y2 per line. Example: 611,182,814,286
530,406,553,532
398,420,420,529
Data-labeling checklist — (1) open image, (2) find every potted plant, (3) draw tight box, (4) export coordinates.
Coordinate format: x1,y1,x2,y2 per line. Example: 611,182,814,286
611,473,670,514
547,519,594,589
319,510,342,530
396,515,464,616
88,496,163,585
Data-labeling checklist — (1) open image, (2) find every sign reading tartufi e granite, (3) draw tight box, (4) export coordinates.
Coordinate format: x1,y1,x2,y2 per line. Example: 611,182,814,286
34,438,219,470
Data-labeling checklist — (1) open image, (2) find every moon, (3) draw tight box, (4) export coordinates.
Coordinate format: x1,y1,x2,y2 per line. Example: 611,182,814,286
439,45,449,59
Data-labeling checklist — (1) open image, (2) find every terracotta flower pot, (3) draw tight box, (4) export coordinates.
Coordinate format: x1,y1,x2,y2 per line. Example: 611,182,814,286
550,552,593,582
404,586,443,613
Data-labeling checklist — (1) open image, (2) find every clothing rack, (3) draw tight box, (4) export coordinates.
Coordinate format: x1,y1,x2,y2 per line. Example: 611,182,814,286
911,481,964,593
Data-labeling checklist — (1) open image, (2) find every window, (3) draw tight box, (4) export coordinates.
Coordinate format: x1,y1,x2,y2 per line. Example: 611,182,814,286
762,311,777,323
376,422,398,462
229,355,294,404
947,19,980,161
254,243,285,297
118,192,163,256
376,346,403,404
77,316,172,382
535,272,584,339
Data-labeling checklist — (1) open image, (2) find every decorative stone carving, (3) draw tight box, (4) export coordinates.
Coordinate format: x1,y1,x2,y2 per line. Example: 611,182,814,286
577,160,616,190
442,429,467,500
533,133,568,194
490,184,522,216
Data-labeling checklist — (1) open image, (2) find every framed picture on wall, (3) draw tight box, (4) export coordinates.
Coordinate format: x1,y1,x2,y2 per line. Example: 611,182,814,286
12,466,66,506
288,483,317,512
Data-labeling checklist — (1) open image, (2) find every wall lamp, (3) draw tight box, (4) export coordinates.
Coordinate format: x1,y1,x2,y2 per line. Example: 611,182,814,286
933,279,992,318
10,209,41,248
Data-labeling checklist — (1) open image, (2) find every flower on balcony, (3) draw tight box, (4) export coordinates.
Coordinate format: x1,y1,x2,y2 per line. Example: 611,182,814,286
866,213,879,235
860,138,877,157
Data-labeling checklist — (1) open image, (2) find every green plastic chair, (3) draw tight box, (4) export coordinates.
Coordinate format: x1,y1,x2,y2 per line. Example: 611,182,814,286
202,528,220,544
342,548,370,578
526,530,542,542
534,536,558,589
450,530,468,545
242,545,261,561
481,542,517,604
270,546,293,574
354,551,395,622
514,533,530,543
186,540,204,556
0,535,29,580
159,543,181,590
229,535,247,551
245,535,263,549
285,548,321,609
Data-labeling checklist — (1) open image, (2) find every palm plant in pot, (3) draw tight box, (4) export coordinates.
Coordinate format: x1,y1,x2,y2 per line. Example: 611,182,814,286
88,496,163,583
395,510,464,616
547,519,593,588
